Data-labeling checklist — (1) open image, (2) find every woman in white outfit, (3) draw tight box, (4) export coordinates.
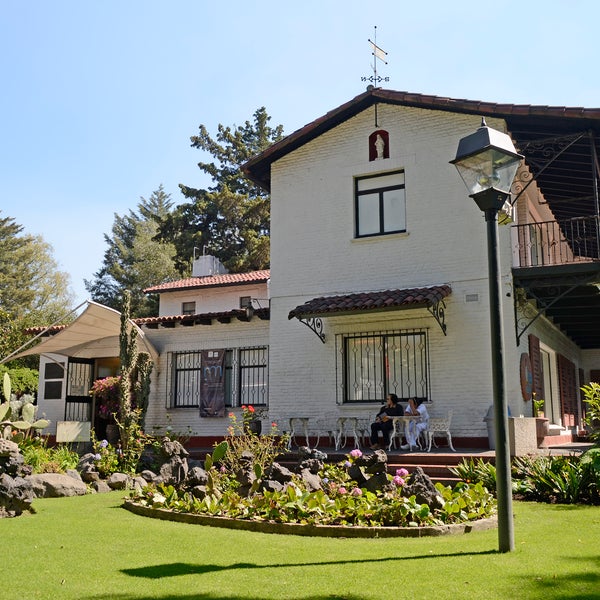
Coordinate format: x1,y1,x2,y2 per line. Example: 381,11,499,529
401,397,429,450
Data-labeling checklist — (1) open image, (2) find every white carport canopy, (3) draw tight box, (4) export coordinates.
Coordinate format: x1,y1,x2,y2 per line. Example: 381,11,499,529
7,301,158,363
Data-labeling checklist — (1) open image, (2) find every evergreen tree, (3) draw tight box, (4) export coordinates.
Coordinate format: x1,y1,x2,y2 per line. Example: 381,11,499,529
85,186,180,317
162,107,284,273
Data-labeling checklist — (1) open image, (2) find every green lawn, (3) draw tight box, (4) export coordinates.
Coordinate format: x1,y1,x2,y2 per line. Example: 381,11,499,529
3,491,599,600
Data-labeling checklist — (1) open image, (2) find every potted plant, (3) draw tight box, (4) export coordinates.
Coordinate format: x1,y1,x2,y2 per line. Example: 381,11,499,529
241,405,267,435
532,393,545,418
532,393,549,444
90,376,121,443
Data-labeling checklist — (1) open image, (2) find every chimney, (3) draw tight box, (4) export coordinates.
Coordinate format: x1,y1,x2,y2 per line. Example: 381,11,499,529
192,253,228,277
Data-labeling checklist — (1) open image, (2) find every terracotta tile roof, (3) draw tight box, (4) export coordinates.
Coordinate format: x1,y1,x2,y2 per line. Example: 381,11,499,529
135,307,269,327
144,270,270,293
288,285,452,319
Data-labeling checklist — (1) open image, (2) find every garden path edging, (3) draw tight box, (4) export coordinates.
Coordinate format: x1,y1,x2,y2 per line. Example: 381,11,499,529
122,501,497,538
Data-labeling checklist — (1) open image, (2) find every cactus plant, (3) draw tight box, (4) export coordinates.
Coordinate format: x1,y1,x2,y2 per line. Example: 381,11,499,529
1,372,49,441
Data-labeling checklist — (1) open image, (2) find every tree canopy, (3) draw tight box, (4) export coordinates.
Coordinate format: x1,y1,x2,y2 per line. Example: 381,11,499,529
160,107,284,273
85,186,180,318
0,211,74,366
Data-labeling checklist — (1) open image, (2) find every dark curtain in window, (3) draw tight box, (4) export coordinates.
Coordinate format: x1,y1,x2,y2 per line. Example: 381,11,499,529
200,349,226,418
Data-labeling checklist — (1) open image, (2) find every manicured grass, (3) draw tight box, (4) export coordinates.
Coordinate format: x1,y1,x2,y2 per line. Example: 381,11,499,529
3,491,600,599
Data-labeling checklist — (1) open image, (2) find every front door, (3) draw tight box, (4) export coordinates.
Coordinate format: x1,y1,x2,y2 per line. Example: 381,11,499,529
65,359,94,422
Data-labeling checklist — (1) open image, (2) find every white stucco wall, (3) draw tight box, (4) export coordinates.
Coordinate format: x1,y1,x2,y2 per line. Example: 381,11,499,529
143,319,270,437
267,103,525,440
158,282,267,316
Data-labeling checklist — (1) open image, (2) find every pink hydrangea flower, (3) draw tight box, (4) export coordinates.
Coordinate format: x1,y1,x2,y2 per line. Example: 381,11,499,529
338,486,347,495
350,449,362,459
396,468,409,477
393,476,405,487
351,487,362,496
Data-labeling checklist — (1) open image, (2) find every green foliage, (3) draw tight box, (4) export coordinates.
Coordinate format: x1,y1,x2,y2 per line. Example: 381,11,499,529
20,438,79,474
581,382,600,442
163,107,284,273
1,372,49,441
111,291,154,472
512,454,599,504
90,432,122,477
532,393,545,417
449,457,497,493
85,186,180,317
221,410,289,475
0,365,38,395
0,211,74,366
130,448,497,529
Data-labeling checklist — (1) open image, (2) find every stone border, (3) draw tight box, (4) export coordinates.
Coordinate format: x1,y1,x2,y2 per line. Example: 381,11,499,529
122,501,497,538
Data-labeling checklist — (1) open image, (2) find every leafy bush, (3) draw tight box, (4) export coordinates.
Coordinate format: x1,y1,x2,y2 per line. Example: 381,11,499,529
20,438,79,474
581,383,600,442
221,411,289,474
512,453,599,505
449,457,497,493
129,448,496,528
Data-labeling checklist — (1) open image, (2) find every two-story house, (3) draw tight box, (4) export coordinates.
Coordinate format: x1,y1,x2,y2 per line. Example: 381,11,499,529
19,87,600,448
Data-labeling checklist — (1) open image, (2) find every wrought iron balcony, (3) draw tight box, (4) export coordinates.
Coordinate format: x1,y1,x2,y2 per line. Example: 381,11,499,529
512,215,600,269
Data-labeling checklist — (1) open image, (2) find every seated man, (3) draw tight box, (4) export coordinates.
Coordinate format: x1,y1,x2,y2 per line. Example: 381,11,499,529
370,393,403,450
401,397,429,450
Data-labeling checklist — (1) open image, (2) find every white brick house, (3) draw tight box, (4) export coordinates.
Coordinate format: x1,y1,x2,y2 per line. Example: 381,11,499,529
22,88,600,448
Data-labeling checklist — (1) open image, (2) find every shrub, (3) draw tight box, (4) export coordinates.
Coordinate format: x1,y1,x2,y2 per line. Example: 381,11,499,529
512,453,599,505
581,383,600,442
129,448,497,528
449,457,497,493
20,438,79,474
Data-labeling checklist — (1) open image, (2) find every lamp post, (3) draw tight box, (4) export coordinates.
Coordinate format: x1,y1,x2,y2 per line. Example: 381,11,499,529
451,118,523,553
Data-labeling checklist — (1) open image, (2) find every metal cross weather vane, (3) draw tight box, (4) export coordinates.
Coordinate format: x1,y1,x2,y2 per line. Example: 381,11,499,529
362,26,389,87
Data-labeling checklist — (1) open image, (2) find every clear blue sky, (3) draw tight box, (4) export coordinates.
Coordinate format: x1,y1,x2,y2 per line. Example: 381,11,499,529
2,0,599,306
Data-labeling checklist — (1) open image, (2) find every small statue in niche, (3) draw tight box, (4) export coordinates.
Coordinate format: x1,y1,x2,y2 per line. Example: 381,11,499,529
369,130,389,161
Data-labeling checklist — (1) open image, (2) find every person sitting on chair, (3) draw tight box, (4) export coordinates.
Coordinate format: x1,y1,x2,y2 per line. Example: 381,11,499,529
401,397,429,451
370,393,403,450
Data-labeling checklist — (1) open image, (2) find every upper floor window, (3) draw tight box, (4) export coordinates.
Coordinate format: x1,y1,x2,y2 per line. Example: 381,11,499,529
355,170,406,238
239,296,252,309
182,301,196,315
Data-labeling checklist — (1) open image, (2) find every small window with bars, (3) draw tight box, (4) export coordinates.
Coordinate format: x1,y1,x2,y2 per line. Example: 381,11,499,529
336,328,429,404
167,346,268,409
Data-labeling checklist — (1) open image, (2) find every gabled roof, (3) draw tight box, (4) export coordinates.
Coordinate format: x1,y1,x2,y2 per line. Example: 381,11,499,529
243,88,600,220
144,270,270,293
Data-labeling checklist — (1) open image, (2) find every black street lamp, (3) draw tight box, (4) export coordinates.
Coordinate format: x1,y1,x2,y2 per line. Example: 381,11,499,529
451,118,523,553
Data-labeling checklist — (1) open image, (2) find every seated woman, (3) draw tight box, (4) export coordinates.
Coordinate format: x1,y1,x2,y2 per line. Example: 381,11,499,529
401,397,429,451
370,393,403,450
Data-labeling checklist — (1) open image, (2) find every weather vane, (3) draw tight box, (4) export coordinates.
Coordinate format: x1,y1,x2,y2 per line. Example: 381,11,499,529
361,26,389,87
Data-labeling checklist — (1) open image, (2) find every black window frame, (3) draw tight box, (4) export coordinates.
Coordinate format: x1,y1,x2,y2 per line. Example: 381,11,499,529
354,170,406,238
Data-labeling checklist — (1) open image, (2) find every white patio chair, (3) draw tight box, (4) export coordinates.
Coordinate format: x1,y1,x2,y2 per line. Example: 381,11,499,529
425,411,456,452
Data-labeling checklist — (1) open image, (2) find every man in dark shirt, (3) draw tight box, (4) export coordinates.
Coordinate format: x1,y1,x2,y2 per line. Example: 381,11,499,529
370,393,403,450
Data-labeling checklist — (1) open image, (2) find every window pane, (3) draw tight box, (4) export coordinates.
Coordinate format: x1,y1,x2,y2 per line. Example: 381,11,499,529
44,362,64,379
172,352,202,407
342,329,428,403
357,172,404,191
383,188,406,232
357,192,380,236
345,336,384,401
44,381,62,400
386,332,428,398
239,347,268,406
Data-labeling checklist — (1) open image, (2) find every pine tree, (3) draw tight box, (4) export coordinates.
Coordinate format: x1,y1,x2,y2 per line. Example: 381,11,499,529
85,185,180,317
161,107,284,273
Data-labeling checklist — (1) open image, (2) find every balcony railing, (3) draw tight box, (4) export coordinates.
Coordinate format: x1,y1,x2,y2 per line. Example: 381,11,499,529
512,215,600,268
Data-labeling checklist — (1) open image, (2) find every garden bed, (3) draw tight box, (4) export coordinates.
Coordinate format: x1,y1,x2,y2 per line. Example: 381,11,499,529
122,500,497,538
